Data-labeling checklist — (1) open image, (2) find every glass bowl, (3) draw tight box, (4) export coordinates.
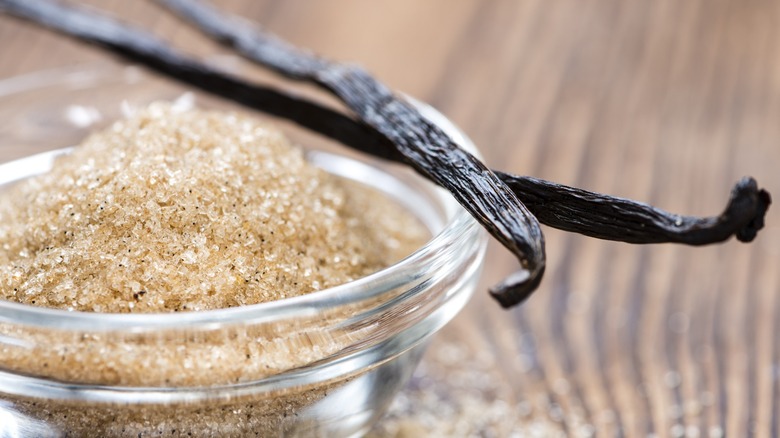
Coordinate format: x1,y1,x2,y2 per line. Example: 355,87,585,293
0,63,487,437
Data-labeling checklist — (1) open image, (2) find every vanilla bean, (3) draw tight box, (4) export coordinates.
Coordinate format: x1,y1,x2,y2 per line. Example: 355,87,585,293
158,0,549,307
150,0,770,245
158,0,545,307
1,0,546,307
0,0,771,308
498,173,770,245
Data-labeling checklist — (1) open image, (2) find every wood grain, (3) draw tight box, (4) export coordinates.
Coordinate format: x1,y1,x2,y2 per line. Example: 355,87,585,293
1,1,777,436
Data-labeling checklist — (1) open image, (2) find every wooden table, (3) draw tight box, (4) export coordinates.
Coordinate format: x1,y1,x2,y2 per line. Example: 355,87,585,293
1,1,778,436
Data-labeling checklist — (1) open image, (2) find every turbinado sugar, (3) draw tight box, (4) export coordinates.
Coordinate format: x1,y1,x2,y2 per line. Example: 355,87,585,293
0,103,428,313
0,103,431,437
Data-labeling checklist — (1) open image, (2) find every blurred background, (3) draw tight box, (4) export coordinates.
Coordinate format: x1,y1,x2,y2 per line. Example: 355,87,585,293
1,1,778,436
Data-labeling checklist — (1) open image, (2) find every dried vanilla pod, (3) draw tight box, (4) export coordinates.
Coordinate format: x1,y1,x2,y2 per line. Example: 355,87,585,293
0,0,770,308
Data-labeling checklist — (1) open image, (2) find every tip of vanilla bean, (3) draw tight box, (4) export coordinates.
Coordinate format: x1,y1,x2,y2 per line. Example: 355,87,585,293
489,266,546,308
734,178,771,242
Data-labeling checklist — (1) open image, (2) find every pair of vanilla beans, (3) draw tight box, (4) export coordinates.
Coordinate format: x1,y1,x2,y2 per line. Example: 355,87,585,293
0,0,770,308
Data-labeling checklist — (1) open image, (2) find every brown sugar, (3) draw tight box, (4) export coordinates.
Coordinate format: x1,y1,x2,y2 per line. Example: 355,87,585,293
0,103,428,313
0,104,431,436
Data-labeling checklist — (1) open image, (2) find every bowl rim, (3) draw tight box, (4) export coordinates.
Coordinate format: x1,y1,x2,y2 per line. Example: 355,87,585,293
0,63,482,331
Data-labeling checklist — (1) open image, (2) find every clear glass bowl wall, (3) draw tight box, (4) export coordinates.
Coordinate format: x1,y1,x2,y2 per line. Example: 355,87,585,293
0,64,487,437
